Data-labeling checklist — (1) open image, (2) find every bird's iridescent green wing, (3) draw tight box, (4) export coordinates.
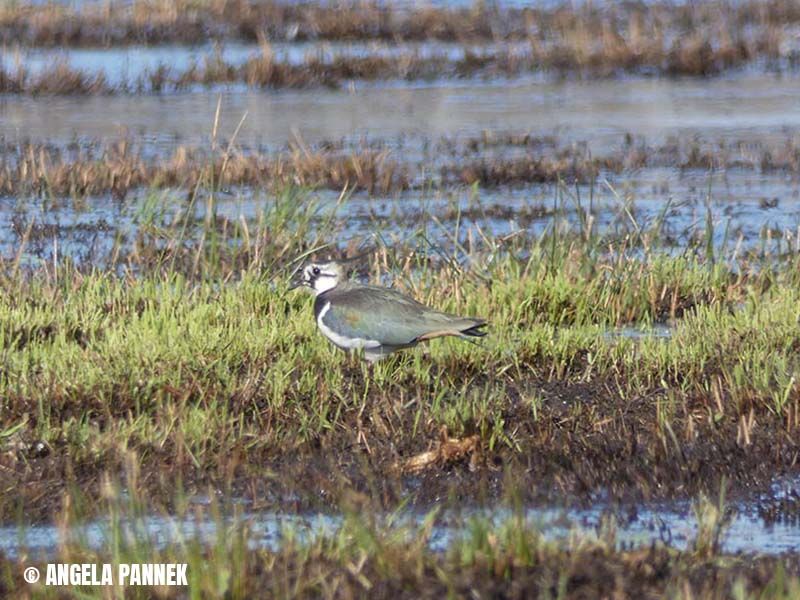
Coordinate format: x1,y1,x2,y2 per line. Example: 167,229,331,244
321,286,480,346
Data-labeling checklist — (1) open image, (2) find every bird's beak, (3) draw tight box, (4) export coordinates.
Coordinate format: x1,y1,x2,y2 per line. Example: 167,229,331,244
287,271,305,291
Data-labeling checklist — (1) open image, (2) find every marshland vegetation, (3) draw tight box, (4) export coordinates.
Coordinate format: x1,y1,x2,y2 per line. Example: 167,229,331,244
2,0,800,597
3,203,800,594
2,0,800,93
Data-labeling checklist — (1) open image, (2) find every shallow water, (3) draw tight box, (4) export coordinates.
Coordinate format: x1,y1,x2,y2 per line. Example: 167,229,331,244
1,41,527,87
1,2,799,569
1,491,798,560
4,61,797,267
2,72,799,153
2,167,798,267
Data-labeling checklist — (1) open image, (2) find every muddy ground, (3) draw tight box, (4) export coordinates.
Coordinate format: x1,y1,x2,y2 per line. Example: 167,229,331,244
3,368,799,524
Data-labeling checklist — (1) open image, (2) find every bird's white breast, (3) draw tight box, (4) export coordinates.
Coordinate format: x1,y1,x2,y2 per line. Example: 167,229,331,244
316,302,382,350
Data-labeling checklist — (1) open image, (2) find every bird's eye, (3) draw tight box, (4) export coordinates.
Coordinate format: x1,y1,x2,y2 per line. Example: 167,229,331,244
312,267,321,276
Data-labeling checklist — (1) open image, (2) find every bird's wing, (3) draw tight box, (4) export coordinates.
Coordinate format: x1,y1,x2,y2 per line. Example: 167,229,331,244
321,285,483,346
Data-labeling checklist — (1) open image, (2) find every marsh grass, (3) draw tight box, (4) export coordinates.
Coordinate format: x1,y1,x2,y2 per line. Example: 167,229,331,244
2,479,800,599
0,34,795,96
0,188,799,597
2,128,799,513
1,210,800,519
0,140,410,198
3,133,800,199
1,123,800,591
2,0,800,94
2,0,798,52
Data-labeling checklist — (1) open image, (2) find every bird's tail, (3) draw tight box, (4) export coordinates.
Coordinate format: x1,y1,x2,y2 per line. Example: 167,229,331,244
459,320,487,338
415,318,487,343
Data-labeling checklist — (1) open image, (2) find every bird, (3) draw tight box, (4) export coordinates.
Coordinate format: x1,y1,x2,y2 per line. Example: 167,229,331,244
290,261,487,362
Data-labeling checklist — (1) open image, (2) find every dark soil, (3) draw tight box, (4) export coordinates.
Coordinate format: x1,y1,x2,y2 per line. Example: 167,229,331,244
2,370,799,523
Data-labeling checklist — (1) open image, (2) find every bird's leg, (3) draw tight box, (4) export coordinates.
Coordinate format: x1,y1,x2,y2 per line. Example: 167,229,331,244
355,360,373,455
360,354,375,382
347,349,357,371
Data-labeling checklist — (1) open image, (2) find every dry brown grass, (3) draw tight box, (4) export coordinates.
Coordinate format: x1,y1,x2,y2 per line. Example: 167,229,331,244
0,141,410,197
0,0,797,92
0,32,793,96
2,134,800,198
2,0,800,48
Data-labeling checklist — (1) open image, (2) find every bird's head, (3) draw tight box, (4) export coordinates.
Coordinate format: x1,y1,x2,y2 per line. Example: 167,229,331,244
289,261,345,295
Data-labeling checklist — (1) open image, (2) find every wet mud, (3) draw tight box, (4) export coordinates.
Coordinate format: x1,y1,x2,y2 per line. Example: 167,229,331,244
3,369,799,523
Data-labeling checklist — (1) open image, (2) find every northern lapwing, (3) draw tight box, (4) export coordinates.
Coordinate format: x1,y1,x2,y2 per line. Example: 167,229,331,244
290,261,487,362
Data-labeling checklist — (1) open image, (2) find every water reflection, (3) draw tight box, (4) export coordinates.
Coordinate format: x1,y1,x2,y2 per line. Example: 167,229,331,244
2,169,798,268
2,493,799,560
2,73,799,152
